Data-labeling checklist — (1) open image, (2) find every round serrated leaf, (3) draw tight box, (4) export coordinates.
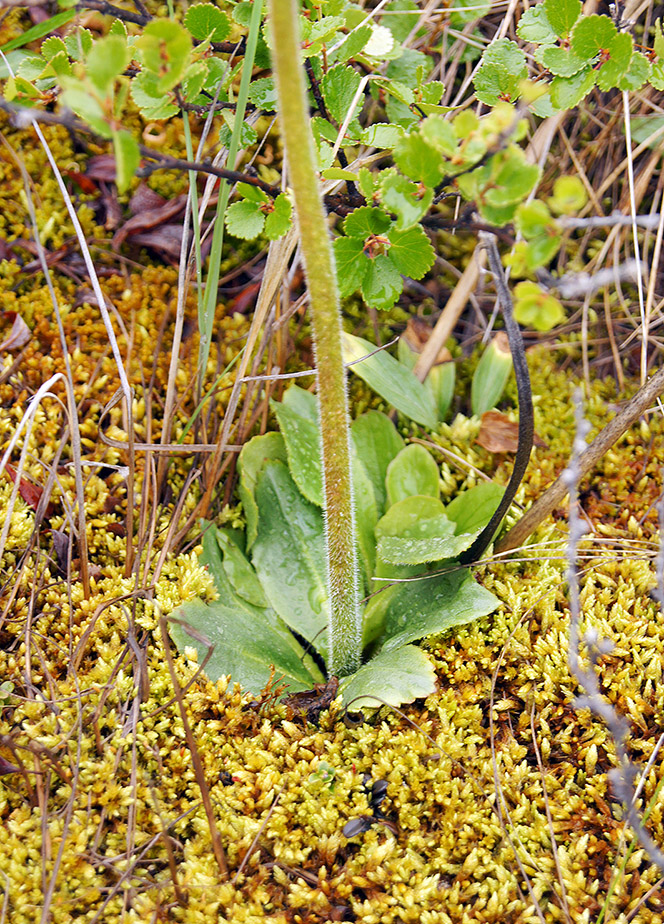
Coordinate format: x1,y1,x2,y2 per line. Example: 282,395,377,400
86,34,129,95
387,225,435,279
334,236,369,297
344,206,391,238
225,200,265,240
570,14,616,58
264,194,292,240
184,3,231,42
596,32,633,90
617,51,650,91
393,131,445,186
517,5,557,44
380,174,432,230
543,0,581,38
362,254,403,310
515,200,554,238
549,67,595,109
537,45,587,77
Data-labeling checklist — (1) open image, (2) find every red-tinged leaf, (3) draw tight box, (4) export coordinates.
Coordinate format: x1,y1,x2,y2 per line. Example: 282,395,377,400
0,756,20,775
112,193,189,248
65,171,98,194
4,463,54,515
227,280,262,314
0,314,31,352
476,410,547,453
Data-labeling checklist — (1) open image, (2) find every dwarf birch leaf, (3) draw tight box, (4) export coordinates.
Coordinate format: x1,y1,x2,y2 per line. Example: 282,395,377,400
543,0,581,38
86,34,129,95
517,5,557,43
617,51,650,91
344,206,391,238
570,14,616,58
596,32,633,90
130,71,179,119
334,237,369,297
550,67,595,108
184,3,231,42
112,130,139,193
343,332,438,428
321,63,362,127
340,644,436,708
514,282,565,331
360,123,405,149
536,45,587,77
387,225,435,278
380,172,430,230
385,447,440,507
393,132,445,186
333,23,372,63
225,200,265,239
264,194,292,240
361,254,404,310
247,76,277,110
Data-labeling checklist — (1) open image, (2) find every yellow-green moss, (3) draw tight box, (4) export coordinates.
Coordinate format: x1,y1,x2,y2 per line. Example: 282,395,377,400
2,319,664,922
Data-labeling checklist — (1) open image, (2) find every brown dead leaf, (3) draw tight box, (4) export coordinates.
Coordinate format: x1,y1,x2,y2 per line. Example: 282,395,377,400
0,314,31,352
112,193,189,249
476,409,547,454
84,154,118,183
4,463,54,515
129,182,167,215
283,676,339,726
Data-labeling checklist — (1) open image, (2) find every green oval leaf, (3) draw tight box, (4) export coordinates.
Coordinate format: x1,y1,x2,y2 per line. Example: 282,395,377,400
342,332,438,429
385,445,440,507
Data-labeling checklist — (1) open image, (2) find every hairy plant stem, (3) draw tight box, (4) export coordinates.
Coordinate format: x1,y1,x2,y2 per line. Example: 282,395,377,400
268,0,361,677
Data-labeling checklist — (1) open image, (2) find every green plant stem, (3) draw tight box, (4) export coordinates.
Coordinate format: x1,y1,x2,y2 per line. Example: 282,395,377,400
268,0,361,677
197,0,262,391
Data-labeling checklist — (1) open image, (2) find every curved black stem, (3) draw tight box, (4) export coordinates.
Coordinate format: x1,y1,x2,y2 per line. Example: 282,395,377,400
459,231,534,565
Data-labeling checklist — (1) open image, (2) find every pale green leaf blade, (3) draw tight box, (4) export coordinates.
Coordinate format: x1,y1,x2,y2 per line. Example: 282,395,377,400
273,401,323,506
385,445,440,507
339,644,436,708
343,332,438,429
251,462,329,655
170,598,323,694
445,482,505,535
112,130,140,194
382,570,500,652
238,432,287,550
351,411,405,514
